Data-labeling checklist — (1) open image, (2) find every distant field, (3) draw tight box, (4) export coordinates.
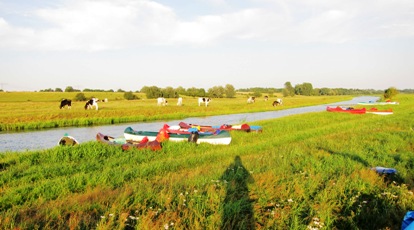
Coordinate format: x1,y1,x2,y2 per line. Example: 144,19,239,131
0,94,412,229
0,92,354,131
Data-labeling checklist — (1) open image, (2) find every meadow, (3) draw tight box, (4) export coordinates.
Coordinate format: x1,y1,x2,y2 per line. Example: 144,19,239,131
0,93,413,229
0,91,352,132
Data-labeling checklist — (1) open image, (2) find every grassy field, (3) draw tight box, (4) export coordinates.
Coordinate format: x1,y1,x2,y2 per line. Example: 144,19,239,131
0,94,412,229
0,92,353,131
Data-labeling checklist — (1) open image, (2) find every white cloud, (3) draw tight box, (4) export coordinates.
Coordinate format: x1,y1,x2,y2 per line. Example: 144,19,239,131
0,0,413,51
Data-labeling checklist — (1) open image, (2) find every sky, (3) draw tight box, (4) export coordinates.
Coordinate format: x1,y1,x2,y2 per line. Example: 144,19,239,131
0,0,413,92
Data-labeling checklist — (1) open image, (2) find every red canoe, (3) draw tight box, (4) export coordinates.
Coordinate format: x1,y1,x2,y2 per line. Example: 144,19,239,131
326,106,366,114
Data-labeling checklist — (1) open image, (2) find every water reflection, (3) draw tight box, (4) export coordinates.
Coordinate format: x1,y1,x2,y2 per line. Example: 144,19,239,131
220,156,255,230
0,96,378,152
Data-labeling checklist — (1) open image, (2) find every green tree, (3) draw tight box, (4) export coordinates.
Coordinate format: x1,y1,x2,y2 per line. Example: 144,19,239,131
161,87,177,98
141,86,162,99
208,86,225,98
384,87,398,100
283,82,295,97
65,86,75,92
224,84,236,98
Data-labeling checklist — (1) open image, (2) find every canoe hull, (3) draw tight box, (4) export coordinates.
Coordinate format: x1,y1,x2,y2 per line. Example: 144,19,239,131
58,135,79,146
179,121,263,133
96,132,162,151
326,106,366,114
124,127,231,145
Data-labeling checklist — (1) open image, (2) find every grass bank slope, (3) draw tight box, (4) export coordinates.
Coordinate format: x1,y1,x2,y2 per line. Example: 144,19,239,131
0,95,412,229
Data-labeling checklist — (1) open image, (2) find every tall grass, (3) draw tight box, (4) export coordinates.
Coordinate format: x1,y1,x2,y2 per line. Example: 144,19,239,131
0,94,412,229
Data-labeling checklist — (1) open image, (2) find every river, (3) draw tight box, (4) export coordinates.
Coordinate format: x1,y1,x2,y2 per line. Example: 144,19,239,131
0,96,377,152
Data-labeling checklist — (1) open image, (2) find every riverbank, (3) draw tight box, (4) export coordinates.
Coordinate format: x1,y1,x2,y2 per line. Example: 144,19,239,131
1,96,377,152
0,92,354,132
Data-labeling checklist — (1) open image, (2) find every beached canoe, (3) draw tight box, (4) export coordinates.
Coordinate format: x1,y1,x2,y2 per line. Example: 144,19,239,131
124,126,232,145
178,121,263,133
58,134,79,146
96,132,162,151
358,100,399,105
366,108,393,115
326,106,366,114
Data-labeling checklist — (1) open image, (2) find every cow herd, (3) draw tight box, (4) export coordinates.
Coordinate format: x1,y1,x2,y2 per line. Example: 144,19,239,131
247,96,283,106
60,96,282,110
59,97,101,110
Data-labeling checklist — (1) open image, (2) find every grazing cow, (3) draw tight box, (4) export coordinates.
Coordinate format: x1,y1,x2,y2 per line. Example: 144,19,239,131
247,96,255,103
264,96,269,101
272,98,283,106
198,97,211,107
177,97,183,106
85,98,99,110
60,99,72,109
157,97,167,106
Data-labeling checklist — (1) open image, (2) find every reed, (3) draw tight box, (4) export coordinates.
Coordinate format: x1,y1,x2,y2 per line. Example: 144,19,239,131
0,94,412,229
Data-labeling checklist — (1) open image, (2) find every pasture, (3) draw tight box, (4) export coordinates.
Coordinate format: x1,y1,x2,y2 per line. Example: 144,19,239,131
0,92,352,131
0,94,412,229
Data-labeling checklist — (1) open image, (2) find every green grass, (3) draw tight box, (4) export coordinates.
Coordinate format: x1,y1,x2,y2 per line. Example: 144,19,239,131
0,94,412,229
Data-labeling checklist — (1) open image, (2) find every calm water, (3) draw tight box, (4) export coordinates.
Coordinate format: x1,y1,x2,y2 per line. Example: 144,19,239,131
0,96,378,152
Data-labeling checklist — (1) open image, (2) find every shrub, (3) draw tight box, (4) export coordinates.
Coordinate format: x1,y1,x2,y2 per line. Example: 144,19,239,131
74,93,87,101
124,92,138,100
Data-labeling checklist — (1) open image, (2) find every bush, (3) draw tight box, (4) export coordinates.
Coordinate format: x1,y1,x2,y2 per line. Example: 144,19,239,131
384,87,398,100
124,92,138,100
74,93,87,101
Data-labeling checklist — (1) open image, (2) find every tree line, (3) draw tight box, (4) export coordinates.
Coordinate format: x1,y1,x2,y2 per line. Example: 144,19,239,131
37,83,408,100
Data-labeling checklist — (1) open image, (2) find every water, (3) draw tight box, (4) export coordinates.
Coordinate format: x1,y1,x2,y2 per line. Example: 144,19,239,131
0,96,378,152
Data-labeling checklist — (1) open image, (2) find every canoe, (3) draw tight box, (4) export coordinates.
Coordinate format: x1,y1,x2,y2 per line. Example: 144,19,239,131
58,134,79,146
178,121,263,133
358,101,399,105
96,132,162,151
366,108,393,115
124,126,232,145
326,106,366,114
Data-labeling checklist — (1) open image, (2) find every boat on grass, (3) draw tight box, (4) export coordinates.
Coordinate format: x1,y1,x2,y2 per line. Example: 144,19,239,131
96,132,162,151
177,121,262,133
358,100,399,105
326,106,366,114
124,126,232,145
58,134,79,146
366,108,393,115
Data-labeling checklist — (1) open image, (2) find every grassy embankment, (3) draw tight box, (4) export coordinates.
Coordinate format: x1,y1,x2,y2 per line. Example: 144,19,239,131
0,94,412,229
0,91,354,131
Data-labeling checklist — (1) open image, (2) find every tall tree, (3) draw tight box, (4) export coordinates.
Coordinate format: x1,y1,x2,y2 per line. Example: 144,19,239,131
224,84,236,98
283,82,295,97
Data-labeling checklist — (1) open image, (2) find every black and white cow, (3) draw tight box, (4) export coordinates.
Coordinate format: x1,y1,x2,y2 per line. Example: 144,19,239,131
272,98,283,106
247,96,255,103
60,99,72,109
85,98,99,110
198,97,211,107
264,95,269,101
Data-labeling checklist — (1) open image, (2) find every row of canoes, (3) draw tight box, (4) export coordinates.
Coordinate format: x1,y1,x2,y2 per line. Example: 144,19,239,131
326,106,394,115
60,122,262,150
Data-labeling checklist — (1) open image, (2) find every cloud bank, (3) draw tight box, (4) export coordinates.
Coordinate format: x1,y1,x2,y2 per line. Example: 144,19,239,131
0,0,413,51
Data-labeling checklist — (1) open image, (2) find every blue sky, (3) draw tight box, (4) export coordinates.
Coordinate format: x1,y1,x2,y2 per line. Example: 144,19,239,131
0,0,413,91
